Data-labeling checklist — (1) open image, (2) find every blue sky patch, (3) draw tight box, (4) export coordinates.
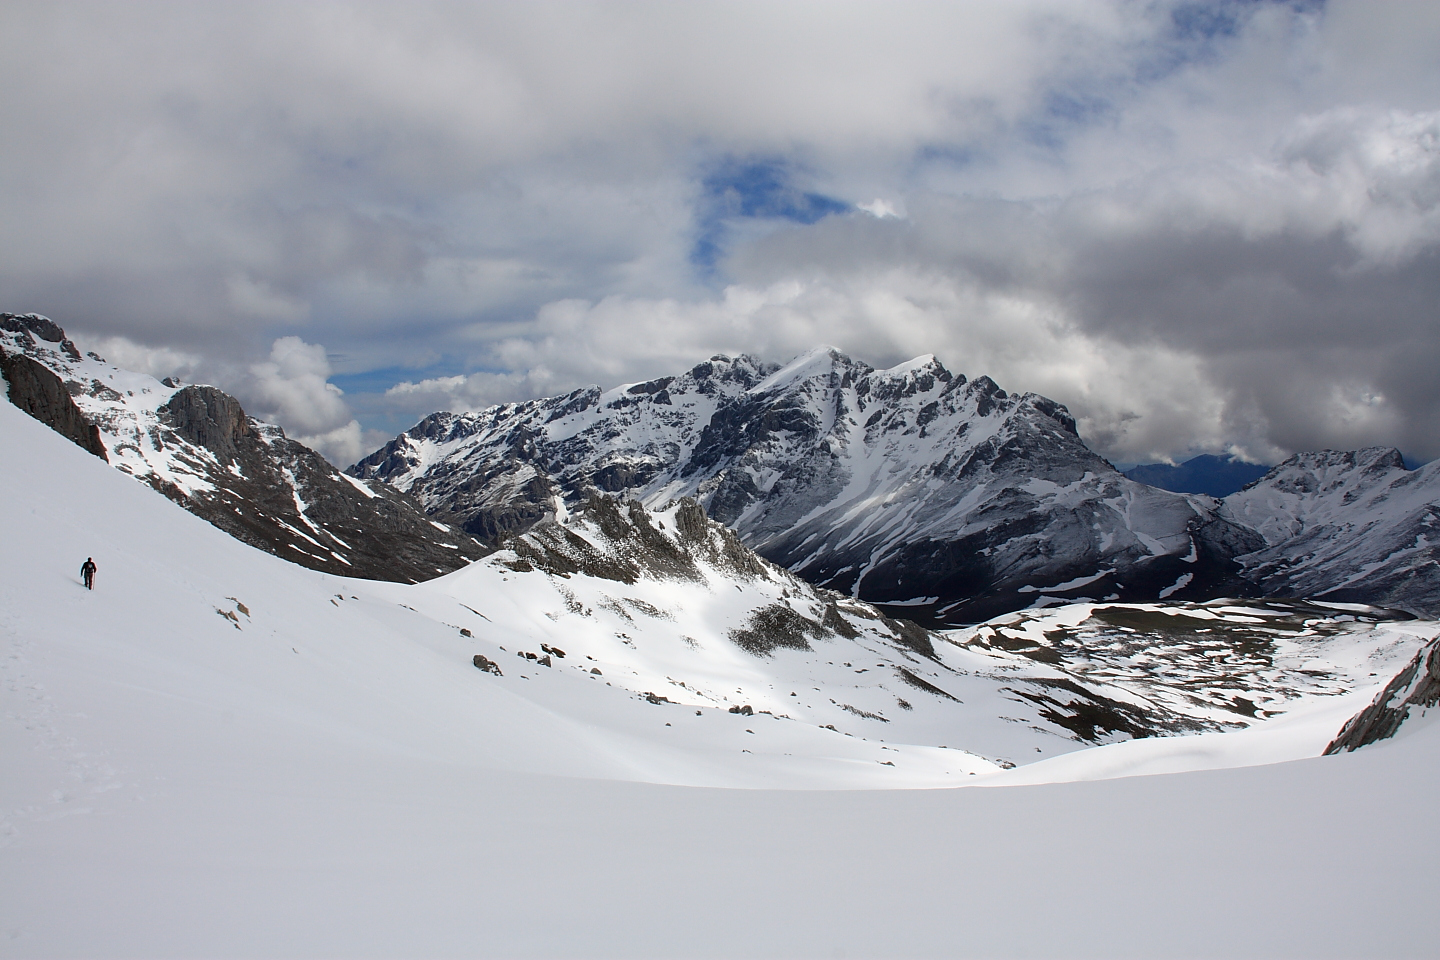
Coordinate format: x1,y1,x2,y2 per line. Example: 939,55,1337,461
691,158,850,274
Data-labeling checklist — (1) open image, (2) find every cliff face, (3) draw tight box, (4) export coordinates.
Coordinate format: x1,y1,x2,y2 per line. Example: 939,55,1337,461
0,349,109,461
1,315,107,461
2,314,487,584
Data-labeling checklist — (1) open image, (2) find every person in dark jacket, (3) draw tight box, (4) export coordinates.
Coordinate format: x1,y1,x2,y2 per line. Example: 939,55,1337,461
80,557,96,590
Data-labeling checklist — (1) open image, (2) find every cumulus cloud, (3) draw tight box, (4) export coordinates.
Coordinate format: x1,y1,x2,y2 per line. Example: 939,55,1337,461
241,338,364,465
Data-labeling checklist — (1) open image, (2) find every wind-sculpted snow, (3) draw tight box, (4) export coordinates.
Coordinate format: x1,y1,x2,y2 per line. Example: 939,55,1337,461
1,314,484,583
1222,448,1440,615
353,346,1262,622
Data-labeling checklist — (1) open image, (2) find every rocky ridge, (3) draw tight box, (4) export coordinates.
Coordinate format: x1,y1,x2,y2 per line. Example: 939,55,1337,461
1,313,485,583
352,347,1265,622
1222,447,1440,615
0,327,109,460
354,346,1440,620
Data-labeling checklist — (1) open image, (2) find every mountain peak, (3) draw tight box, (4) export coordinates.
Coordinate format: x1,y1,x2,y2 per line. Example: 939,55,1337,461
750,345,867,394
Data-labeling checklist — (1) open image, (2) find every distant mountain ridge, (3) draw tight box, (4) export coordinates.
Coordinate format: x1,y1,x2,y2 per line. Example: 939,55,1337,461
353,346,1440,619
1,313,485,583
1223,447,1440,615
1124,454,1270,498
351,347,1269,621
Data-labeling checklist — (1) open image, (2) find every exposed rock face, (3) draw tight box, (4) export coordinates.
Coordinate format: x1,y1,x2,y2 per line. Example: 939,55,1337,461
354,347,1440,620
2,315,486,583
353,347,1261,622
1,312,81,357
351,354,777,543
503,495,765,585
163,386,251,463
1222,449,1440,616
1325,638,1440,754
0,348,108,461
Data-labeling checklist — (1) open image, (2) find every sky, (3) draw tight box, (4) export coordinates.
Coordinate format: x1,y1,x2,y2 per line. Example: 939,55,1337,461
2,0,1438,467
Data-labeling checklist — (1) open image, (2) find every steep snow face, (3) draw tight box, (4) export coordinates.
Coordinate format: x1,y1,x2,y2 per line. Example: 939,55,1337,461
1222,448,1440,615
354,348,1259,622
1,314,485,582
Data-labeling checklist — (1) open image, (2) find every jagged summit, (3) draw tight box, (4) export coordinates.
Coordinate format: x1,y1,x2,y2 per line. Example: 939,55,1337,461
353,345,1440,619
352,346,1260,621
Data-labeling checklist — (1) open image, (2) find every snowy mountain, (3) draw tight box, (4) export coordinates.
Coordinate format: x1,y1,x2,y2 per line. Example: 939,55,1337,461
1,313,485,583
1222,447,1440,615
6,363,1440,958
353,347,1263,622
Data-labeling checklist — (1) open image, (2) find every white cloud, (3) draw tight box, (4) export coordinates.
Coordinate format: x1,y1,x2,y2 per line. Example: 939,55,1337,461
857,199,903,219
86,336,206,383
240,337,361,463
291,419,366,469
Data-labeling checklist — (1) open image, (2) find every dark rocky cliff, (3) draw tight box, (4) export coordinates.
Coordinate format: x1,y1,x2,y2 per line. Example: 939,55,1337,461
2,314,486,584
145,384,490,582
0,341,108,461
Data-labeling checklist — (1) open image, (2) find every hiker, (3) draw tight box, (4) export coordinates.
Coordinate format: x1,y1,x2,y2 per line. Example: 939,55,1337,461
80,557,96,590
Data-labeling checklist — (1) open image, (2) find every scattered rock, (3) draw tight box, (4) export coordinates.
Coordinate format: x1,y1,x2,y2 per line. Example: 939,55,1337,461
472,654,502,676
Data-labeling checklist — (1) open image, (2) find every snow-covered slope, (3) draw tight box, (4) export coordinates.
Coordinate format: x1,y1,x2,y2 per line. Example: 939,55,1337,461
6,376,1440,958
1,313,485,582
353,347,1261,622
1222,447,1440,615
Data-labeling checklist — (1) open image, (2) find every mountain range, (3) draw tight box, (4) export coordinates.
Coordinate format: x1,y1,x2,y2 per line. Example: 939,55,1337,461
351,346,1440,620
6,313,1440,956
5,348,1439,958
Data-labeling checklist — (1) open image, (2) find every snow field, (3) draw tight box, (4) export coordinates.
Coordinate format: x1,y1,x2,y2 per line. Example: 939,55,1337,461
4,395,1440,957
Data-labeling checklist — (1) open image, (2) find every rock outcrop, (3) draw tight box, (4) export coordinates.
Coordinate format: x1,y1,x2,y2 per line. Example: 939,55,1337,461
1325,637,1440,754
2,314,486,583
0,347,108,461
